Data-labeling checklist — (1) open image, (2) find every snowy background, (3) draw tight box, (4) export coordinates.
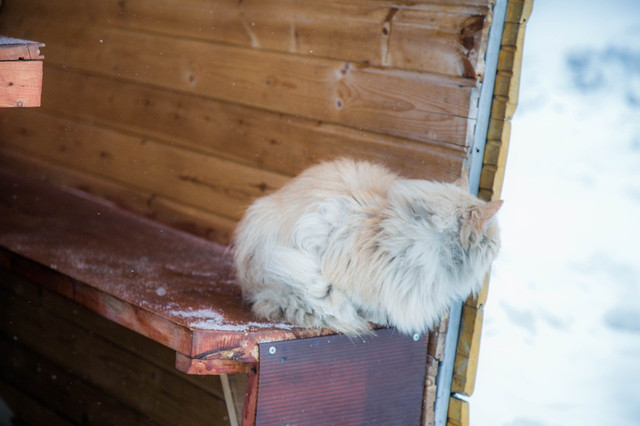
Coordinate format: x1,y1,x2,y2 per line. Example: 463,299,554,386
472,1,640,425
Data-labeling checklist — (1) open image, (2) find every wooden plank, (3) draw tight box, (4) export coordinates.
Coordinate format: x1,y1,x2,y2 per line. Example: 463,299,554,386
0,61,42,107
1,18,476,145
176,353,250,375
477,0,531,203
423,356,440,426
423,309,449,424
0,109,290,221
322,0,493,6
479,120,511,201
451,305,483,395
447,395,469,426
0,336,160,426
504,0,533,24
1,0,491,77
0,146,236,245
221,374,248,426
0,169,337,362
1,269,228,400
427,312,450,361
0,378,75,426
0,287,231,426
0,36,44,60
39,65,467,180
242,365,259,426
464,274,490,309
255,329,428,425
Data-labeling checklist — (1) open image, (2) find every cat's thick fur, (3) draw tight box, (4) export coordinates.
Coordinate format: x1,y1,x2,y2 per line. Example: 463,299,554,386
233,159,502,335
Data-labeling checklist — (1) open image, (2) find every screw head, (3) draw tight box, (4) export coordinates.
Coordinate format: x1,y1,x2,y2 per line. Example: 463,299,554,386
412,333,420,342
268,346,277,355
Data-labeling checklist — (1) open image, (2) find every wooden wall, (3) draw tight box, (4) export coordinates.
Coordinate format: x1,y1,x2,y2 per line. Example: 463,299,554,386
0,0,494,245
0,1,504,424
0,270,230,425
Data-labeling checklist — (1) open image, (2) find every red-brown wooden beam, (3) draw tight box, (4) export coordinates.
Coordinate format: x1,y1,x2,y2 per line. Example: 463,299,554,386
0,36,44,107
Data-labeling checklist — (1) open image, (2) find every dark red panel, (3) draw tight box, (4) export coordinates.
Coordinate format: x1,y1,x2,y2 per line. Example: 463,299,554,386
256,328,428,425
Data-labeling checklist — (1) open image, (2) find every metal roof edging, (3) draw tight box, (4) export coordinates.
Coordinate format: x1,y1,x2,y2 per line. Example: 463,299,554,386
432,0,508,424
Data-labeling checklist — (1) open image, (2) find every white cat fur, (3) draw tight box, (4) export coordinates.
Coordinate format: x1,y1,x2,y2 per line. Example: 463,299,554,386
233,159,502,335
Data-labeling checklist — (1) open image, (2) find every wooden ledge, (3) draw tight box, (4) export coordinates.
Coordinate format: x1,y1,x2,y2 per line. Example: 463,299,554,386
0,36,45,61
0,170,336,374
0,36,45,108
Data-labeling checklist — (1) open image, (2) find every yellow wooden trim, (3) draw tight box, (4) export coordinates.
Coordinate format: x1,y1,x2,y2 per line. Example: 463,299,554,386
447,396,469,426
452,305,484,395
452,0,534,404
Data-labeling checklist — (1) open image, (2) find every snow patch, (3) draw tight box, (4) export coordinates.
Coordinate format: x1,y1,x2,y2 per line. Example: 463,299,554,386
168,308,294,332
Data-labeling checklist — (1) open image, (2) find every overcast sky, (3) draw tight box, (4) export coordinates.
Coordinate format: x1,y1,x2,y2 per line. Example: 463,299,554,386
472,1,640,425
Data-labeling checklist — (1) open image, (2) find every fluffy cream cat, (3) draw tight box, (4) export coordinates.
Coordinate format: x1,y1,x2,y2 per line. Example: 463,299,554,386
233,159,502,335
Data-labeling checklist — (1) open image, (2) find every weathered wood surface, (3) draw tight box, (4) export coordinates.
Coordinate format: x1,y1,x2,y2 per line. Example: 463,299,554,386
35,66,467,179
0,109,290,221
255,329,428,425
0,272,231,425
221,374,248,426
478,0,533,202
0,36,44,60
0,336,161,426
3,17,477,143
1,269,229,397
0,0,493,246
447,395,469,426
0,36,44,107
451,0,533,410
0,169,336,365
0,61,43,107
2,0,490,77
0,147,237,245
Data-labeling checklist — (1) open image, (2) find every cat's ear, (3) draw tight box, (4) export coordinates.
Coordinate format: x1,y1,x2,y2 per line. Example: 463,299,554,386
483,199,503,221
472,200,503,230
453,174,469,191
460,200,503,248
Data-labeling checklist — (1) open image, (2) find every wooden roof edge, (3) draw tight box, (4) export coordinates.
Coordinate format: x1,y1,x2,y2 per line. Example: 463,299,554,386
0,36,45,60
448,0,533,424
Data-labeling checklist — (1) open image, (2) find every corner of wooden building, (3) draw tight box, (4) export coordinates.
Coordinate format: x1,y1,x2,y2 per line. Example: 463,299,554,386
448,0,534,424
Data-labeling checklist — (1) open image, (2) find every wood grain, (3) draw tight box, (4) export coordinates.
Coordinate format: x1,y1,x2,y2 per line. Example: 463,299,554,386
0,36,44,60
0,146,236,245
221,374,247,426
0,169,337,363
452,304,483,395
1,0,490,77
447,395,469,426
1,268,228,399
0,109,289,221
176,353,250,375
0,285,231,426
452,2,532,421
39,65,467,180
479,0,531,202
0,335,160,426
2,17,476,145
423,356,440,426
0,61,43,107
